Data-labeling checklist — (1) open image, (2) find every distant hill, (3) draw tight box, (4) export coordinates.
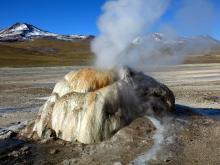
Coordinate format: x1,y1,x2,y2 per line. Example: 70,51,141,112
0,23,220,67
132,33,220,64
0,38,94,67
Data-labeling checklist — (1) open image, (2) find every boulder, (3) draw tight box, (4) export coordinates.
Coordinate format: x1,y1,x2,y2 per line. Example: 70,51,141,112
25,67,175,144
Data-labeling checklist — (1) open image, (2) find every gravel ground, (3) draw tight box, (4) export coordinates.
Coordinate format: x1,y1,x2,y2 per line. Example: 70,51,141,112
0,64,220,164
0,66,81,128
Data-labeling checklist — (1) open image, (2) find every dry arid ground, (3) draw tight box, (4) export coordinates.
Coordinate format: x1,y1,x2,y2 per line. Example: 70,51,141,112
0,63,219,164
0,38,220,68
0,39,94,67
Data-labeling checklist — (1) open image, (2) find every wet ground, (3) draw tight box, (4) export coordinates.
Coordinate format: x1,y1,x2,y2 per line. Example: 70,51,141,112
0,63,220,164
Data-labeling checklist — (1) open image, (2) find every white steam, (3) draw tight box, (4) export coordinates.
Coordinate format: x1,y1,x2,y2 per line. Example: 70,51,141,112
131,116,165,164
92,0,218,70
92,0,170,69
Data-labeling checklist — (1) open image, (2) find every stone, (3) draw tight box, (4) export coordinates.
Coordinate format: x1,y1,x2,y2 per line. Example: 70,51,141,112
62,158,78,165
7,146,31,158
24,67,175,144
43,128,56,139
8,150,20,157
49,148,59,154
20,146,30,152
0,130,15,140
114,162,122,165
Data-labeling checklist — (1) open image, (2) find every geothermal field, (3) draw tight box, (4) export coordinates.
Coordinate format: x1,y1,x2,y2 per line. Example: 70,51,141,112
1,0,220,164
0,63,219,164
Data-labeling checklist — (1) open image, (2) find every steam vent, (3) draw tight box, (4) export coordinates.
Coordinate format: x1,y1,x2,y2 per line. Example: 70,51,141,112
24,67,175,144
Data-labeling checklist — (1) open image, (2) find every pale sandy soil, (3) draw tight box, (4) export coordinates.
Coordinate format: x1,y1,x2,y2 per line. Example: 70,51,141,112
150,63,220,109
0,66,81,128
0,64,220,164
148,63,220,165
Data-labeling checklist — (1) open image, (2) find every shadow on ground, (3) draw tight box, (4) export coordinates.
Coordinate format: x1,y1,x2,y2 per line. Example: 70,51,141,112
175,104,220,120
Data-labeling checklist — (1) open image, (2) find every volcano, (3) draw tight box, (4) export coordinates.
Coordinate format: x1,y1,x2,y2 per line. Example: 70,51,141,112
0,22,93,42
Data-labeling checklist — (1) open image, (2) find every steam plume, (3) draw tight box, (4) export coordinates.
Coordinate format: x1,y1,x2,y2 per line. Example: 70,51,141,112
92,0,218,70
92,0,170,69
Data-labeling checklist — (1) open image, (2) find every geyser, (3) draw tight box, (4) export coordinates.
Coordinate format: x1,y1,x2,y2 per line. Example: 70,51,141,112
23,67,174,144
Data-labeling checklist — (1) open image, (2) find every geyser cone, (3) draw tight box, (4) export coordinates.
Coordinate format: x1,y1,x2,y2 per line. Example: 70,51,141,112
22,67,175,144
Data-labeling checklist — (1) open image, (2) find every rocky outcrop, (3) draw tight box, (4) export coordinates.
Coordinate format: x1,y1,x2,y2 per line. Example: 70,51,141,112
24,67,175,144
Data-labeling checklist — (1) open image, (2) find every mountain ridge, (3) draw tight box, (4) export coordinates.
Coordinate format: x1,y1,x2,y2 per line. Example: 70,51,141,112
1,22,220,46
0,22,220,67
0,22,94,42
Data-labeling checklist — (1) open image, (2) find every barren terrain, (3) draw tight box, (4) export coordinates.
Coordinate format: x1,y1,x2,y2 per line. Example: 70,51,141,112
0,39,93,67
0,63,220,164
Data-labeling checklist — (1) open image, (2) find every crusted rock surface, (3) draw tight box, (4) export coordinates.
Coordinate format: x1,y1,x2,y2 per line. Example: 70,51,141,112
24,67,174,144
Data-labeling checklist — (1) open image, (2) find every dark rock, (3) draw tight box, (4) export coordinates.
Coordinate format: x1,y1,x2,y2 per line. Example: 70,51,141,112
7,145,31,158
42,128,56,140
0,130,16,140
8,150,20,157
0,139,25,155
62,158,78,165
20,146,30,152
49,148,59,155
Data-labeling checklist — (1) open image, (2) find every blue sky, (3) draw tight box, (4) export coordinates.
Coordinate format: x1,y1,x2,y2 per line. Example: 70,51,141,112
1,0,220,39
0,0,103,35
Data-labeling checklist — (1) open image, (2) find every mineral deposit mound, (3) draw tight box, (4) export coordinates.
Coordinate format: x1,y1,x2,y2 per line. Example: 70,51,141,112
23,67,175,144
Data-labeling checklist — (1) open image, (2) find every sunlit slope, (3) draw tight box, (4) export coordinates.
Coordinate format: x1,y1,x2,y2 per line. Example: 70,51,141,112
0,39,93,67
0,38,220,67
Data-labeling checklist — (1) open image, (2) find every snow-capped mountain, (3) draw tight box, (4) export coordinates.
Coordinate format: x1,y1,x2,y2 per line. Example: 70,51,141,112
130,32,220,58
0,23,93,42
133,32,220,46
132,32,220,53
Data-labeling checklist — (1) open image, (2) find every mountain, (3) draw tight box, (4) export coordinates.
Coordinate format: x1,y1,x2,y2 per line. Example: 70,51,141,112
0,23,220,67
132,32,220,55
133,32,220,46
0,23,94,67
0,23,94,42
